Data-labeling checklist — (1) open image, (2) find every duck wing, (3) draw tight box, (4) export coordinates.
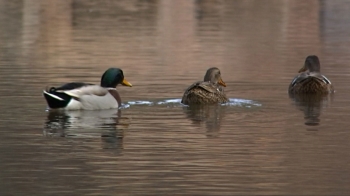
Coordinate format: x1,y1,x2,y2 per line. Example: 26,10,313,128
43,83,92,109
56,85,110,98
182,81,227,104
289,72,333,94
290,72,331,87
185,81,218,93
55,82,93,91
43,83,107,108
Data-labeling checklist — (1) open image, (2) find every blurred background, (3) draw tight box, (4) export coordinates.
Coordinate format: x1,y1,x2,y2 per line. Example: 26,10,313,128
1,0,350,195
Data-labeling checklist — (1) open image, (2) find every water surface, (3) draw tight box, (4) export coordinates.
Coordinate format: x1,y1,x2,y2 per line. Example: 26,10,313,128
1,0,350,195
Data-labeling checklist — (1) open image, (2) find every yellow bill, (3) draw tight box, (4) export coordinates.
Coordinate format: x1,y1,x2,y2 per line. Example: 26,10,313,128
298,65,307,73
218,78,226,87
121,79,132,87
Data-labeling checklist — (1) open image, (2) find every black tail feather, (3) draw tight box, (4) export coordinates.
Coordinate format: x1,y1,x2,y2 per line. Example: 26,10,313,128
43,90,72,109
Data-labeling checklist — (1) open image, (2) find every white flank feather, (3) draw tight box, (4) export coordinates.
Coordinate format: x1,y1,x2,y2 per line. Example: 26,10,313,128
63,86,119,110
66,99,83,110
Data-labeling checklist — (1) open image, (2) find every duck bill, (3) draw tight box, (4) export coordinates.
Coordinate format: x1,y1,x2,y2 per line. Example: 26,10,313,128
218,78,226,87
298,65,307,73
121,79,132,87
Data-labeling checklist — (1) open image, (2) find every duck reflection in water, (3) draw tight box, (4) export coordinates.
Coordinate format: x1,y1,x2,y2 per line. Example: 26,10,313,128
43,109,129,149
288,55,334,129
289,93,333,128
183,104,226,137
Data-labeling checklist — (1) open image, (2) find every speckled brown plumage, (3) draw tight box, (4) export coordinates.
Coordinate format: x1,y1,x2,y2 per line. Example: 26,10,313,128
181,67,228,105
288,55,334,94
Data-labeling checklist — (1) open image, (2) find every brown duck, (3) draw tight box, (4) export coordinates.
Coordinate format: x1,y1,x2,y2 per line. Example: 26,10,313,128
181,67,229,105
289,55,334,94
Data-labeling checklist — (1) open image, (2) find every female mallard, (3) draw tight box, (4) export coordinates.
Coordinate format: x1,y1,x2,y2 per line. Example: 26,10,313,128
43,68,132,110
289,55,334,94
181,67,228,105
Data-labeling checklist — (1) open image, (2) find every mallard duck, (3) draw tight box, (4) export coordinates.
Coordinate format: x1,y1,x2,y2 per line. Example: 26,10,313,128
43,68,132,110
289,55,334,94
181,67,228,105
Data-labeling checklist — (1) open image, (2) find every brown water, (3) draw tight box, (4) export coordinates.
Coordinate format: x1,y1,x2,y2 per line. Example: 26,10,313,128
1,0,350,195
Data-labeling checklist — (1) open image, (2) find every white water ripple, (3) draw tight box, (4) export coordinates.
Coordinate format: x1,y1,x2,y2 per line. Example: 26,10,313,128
121,98,261,109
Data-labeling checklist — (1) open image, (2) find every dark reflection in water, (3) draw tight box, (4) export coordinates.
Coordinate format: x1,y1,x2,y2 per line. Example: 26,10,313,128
183,104,225,137
289,93,332,128
44,109,128,150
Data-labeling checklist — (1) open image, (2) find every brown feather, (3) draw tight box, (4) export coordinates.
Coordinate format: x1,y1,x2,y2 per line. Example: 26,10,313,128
289,77,333,94
182,81,228,104
289,55,334,94
182,67,228,105
108,89,121,106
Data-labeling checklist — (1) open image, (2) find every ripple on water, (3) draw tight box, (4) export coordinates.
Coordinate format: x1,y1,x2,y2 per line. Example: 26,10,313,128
43,98,261,148
121,98,262,109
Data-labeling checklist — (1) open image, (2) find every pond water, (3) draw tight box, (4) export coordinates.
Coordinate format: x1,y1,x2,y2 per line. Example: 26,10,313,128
1,0,350,195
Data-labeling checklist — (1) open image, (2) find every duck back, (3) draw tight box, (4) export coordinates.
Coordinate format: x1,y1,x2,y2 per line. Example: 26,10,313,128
181,81,228,105
289,76,333,94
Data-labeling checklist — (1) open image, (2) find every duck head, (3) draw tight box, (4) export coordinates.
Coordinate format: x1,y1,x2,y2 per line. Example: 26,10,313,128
100,68,132,88
204,67,226,87
299,55,321,73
